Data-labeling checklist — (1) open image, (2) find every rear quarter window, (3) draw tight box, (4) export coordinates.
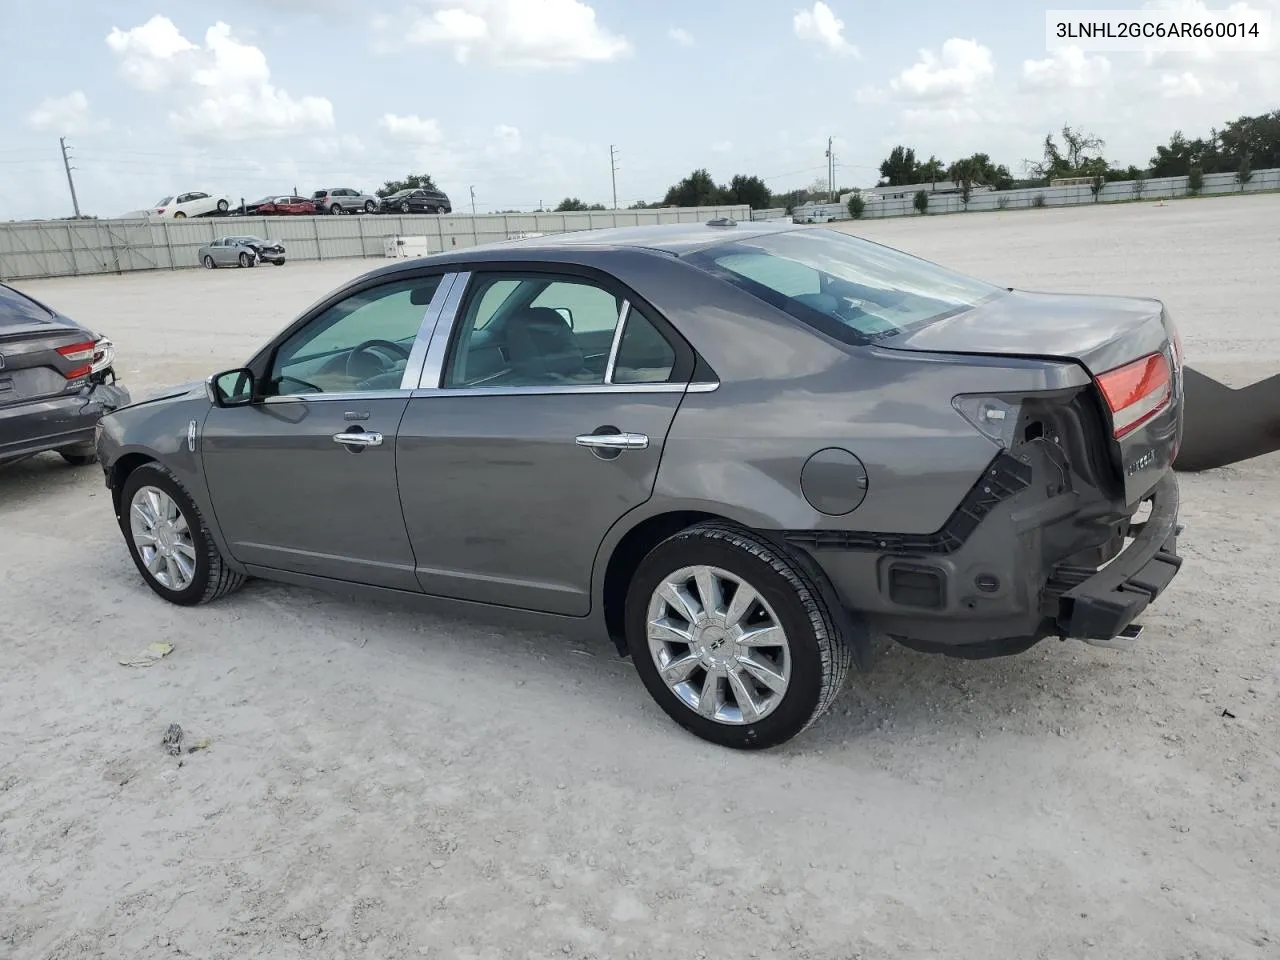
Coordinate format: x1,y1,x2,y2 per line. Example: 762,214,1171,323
0,284,55,327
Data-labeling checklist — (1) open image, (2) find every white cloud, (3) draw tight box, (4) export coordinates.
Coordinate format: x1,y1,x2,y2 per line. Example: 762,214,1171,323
668,27,695,46
105,16,334,141
378,113,444,144
891,38,994,100
26,91,109,134
405,0,630,67
1022,47,1112,90
793,2,858,56
710,140,734,153
1156,71,1240,99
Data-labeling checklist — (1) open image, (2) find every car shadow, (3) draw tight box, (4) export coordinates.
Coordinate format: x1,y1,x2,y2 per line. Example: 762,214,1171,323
0,453,102,512
198,575,1110,753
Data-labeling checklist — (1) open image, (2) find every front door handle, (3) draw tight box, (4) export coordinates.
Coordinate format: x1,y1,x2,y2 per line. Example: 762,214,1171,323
333,430,383,447
575,432,648,450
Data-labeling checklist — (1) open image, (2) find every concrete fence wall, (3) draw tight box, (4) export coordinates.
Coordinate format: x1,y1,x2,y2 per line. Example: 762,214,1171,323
0,206,751,282
859,167,1280,219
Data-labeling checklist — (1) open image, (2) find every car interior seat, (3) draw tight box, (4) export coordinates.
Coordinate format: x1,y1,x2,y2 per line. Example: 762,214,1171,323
504,307,588,382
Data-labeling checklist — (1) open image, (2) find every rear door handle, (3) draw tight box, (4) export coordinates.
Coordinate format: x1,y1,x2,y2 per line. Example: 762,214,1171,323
333,431,383,447
575,432,648,450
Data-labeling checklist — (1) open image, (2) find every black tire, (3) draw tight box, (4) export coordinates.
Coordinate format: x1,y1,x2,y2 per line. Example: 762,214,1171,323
203,254,216,269
216,199,229,213
330,203,343,215
364,200,376,213
272,259,285,266
401,201,410,213
118,462,246,606
59,445,97,466
238,252,251,267
625,521,852,749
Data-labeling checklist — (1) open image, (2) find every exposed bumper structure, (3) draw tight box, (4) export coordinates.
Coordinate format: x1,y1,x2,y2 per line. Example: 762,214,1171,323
1051,473,1181,641
0,376,131,464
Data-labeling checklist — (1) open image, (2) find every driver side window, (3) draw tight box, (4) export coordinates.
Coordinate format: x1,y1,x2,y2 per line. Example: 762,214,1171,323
268,275,442,396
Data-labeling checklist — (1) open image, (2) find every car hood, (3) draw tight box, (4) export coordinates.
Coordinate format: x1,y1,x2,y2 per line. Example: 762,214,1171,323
113,379,205,413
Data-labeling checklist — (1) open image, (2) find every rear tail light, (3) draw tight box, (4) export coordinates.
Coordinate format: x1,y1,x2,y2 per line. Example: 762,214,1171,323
1095,352,1172,438
156,208,166,214
91,337,116,374
57,340,97,380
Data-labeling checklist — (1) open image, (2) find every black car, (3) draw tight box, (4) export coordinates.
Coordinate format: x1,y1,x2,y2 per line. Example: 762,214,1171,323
377,188,452,215
0,283,129,467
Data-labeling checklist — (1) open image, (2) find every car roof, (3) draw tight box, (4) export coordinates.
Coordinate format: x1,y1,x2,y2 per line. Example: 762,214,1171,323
364,220,806,282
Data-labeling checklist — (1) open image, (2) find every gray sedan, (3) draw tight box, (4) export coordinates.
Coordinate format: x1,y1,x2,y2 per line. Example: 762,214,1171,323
198,236,287,269
96,221,1184,748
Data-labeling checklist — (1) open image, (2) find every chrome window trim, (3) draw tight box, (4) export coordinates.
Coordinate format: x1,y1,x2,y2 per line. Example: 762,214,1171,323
398,272,459,391
411,383,690,399
602,300,631,385
264,389,412,404
416,271,473,389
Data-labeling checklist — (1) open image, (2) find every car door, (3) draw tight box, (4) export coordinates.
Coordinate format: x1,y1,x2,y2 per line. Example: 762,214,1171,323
200,271,451,589
216,240,238,266
396,269,691,616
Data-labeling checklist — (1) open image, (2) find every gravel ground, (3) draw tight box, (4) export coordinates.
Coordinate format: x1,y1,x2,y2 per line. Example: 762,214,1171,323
2,195,1278,960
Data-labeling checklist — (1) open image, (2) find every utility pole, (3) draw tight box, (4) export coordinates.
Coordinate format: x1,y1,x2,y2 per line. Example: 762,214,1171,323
825,137,835,201
59,137,81,219
610,144,620,209
469,185,476,216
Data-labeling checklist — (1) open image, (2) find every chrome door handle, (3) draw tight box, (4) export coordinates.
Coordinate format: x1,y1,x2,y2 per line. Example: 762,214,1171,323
333,430,383,447
575,432,648,450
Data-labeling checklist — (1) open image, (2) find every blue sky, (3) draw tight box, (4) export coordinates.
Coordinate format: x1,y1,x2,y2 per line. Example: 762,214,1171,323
2,0,1276,219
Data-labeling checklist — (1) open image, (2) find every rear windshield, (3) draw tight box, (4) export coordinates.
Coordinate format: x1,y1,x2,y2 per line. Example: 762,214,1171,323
0,283,55,327
686,228,1001,344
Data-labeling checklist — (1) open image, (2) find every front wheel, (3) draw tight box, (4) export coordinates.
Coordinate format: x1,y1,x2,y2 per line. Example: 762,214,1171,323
216,199,229,212
238,252,252,267
625,522,852,749
364,200,375,213
119,463,246,606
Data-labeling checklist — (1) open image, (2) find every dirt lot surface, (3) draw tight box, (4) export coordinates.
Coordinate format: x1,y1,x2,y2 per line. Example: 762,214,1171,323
3,196,1278,959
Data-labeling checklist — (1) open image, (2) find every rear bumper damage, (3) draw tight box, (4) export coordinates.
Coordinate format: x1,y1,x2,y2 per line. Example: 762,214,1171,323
1049,473,1181,642
0,373,130,464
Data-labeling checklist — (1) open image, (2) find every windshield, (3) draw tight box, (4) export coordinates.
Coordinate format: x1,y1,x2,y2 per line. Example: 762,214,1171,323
155,196,173,206
687,228,1002,343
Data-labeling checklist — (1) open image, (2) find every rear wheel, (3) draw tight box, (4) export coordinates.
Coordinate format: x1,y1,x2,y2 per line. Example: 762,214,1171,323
329,203,343,215
625,522,851,749
401,200,411,213
216,199,229,213
119,463,246,606
173,211,186,219
203,254,216,269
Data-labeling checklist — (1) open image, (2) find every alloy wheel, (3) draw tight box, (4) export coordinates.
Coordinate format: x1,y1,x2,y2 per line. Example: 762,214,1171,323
129,485,197,592
645,564,792,724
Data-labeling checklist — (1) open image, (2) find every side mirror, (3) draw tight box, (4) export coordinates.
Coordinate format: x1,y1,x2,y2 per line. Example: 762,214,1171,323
208,368,256,407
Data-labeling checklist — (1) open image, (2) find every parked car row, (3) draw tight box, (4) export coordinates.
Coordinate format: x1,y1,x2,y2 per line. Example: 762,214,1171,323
144,186,455,219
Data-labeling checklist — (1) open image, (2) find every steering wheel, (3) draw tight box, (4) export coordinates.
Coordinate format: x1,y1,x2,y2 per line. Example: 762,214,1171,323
344,339,411,381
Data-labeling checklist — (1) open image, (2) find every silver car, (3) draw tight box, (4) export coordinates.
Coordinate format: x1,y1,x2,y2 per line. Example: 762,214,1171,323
198,236,287,269
96,221,1185,749
312,187,378,215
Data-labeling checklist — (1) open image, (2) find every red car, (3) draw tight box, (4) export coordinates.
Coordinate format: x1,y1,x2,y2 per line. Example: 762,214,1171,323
251,195,317,216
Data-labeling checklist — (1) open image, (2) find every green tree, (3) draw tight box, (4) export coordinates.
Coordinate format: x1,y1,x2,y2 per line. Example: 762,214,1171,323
947,157,983,206
1187,163,1204,195
1132,172,1147,199
1081,157,1109,201
555,198,606,211
918,156,945,188
847,192,865,219
913,190,929,214
1028,125,1105,182
879,145,919,186
726,174,772,209
376,173,439,198
1236,151,1253,190
662,168,730,207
